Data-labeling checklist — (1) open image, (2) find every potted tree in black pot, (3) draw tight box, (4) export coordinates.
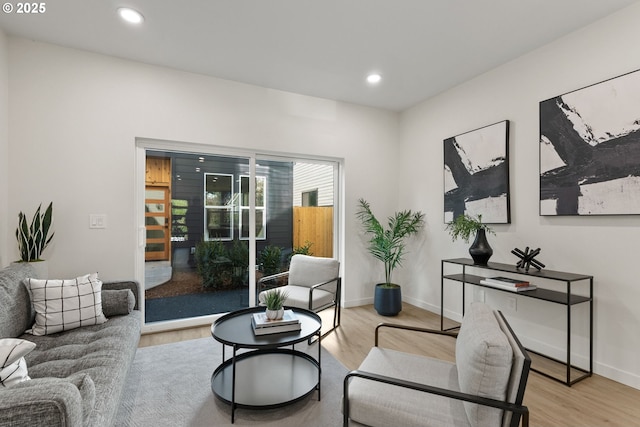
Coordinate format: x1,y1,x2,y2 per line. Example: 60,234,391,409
356,198,425,316
446,213,495,265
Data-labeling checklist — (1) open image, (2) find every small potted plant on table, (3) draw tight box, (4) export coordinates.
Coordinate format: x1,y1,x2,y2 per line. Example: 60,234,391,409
446,213,494,265
263,288,289,320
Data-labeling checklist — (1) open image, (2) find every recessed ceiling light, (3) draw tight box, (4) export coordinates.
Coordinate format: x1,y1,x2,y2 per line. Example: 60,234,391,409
118,7,144,24
366,73,382,85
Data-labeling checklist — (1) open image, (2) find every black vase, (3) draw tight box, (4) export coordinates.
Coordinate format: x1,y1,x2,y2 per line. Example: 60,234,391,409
469,228,493,265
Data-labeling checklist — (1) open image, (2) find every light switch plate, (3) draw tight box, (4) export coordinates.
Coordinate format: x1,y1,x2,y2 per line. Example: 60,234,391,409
89,214,107,229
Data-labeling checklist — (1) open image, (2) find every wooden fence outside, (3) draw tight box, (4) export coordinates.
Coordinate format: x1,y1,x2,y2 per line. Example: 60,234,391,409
293,206,333,258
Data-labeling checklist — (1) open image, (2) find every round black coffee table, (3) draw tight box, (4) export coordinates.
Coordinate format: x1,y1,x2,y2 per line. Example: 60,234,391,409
210,306,322,423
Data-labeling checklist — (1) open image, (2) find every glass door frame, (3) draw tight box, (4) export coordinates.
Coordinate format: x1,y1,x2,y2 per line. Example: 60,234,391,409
135,138,343,334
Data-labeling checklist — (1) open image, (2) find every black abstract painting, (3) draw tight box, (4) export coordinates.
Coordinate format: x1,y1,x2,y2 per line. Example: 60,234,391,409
540,69,640,215
444,120,510,224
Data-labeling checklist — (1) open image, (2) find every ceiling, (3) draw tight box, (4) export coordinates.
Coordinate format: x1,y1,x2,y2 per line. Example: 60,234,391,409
0,0,636,111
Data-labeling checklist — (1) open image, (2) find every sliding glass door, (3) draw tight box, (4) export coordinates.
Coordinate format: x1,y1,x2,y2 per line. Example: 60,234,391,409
137,141,340,328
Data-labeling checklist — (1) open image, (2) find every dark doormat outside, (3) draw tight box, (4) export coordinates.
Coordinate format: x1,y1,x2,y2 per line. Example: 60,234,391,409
145,288,250,323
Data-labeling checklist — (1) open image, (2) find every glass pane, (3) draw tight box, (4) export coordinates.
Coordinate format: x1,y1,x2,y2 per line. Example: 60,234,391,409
241,209,265,239
241,176,249,206
146,203,165,213
145,189,165,199
145,243,164,252
146,216,166,226
205,174,233,206
256,177,265,207
240,176,265,207
171,199,188,242
147,230,165,239
291,161,335,258
206,208,232,240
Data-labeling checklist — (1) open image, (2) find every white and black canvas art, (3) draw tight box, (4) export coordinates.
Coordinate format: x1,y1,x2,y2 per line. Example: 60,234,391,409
540,69,640,215
444,120,510,223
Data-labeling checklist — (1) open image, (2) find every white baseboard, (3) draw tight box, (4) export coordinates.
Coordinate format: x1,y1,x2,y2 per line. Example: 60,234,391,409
595,362,640,390
402,296,462,323
400,297,640,391
342,297,373,308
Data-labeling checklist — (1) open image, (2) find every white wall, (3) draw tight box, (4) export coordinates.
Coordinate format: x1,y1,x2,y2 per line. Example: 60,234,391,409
6,38,399,307
0,29,8,268
399,2,640,389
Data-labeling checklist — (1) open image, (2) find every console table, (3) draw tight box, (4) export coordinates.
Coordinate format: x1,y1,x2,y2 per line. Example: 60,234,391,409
441,258,593,386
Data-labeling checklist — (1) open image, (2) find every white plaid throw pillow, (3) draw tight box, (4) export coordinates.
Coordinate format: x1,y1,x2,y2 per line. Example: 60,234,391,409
27,273,108,336
0,338,36,387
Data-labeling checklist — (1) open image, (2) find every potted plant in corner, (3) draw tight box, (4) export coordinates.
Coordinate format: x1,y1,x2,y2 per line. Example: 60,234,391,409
263,288,289,320
446,213,494,265
15,202,54,278
356,198,425,316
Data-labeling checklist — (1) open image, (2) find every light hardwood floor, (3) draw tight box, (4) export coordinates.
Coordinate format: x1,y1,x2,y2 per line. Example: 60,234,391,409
140,304,640,426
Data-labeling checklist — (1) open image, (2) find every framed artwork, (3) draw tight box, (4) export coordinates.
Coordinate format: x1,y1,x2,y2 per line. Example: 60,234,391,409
444,120,510,224
540,68,640,215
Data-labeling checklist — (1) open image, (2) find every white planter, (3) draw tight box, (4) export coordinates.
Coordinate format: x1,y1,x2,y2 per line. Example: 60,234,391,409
12,260,48,279
265,308,284,320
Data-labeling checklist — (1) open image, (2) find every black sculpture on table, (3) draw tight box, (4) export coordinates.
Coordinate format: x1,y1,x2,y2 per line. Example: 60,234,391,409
512,247,545,272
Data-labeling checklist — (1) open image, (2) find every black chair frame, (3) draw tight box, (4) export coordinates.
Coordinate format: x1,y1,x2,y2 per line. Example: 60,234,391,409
257,272,341,338
343,313,531,427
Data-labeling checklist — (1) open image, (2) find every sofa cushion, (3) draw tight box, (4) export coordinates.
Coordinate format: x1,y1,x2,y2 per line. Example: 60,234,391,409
347,347,470,427
0,338,36,387
26,273,108,336
23,311,141,426
102,289,136,317
259,285,335,311
288,255,340,291
0,263,36,338
455,303,513,427
67,372,97,424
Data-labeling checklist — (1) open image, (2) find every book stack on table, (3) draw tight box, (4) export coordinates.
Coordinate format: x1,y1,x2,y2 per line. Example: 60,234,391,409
479,276,537,292
252,309,301,335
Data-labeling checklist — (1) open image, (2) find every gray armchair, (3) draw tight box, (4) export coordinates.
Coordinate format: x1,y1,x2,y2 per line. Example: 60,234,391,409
257,254,341,336
343,302,531,427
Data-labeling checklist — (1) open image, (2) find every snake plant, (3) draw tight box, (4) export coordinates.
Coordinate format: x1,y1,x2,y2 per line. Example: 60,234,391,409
16,202,54,262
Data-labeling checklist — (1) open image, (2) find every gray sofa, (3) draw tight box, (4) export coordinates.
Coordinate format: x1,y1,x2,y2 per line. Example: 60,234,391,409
0,263,142,427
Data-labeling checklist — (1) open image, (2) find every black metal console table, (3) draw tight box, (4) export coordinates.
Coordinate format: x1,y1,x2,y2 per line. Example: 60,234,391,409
441,258,593,386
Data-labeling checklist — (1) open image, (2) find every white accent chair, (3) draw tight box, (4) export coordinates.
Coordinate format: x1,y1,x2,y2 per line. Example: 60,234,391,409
343,302,531,427
257,254,341,336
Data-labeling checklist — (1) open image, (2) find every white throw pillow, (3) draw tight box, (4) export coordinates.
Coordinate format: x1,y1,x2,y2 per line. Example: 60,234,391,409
0,338,36,387
26,273,108,336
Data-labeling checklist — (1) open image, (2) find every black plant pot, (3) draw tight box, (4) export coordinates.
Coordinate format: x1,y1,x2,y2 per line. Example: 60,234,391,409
469,228,493,265
374,283,402,316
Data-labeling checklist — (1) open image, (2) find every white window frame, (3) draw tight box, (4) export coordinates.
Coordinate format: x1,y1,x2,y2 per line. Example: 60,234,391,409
135,138,343,335
239,175,266,240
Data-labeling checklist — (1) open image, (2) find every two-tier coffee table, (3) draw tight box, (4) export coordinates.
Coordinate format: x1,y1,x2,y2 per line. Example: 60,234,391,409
210,306,322,423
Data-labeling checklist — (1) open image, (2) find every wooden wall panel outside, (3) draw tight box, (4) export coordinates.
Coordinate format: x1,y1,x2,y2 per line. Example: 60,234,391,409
293,206,333,257
146,156,171,185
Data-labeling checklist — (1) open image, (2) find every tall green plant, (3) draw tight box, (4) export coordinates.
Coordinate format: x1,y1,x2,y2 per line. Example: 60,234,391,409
259,245,283,277
16,202,54,262
356,198,425,286
229,239,249,286
194,240,231,289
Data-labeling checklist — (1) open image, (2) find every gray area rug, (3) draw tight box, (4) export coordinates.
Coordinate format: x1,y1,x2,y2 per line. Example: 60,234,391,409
114,337,348,426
